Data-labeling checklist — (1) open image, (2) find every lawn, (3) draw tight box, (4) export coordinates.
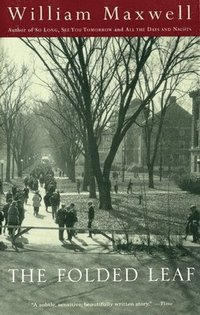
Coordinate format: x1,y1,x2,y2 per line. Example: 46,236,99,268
55,176,200,246
2,175,200,243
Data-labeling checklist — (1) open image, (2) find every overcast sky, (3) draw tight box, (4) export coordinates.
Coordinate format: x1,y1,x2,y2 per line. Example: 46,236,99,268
0,37,52,102
0,37,195,113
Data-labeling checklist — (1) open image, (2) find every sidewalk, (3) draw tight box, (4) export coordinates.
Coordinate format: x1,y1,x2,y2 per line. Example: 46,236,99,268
1,185,199,252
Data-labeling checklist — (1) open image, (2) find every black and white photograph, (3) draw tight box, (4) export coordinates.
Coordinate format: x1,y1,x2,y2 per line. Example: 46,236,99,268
0,1,200,314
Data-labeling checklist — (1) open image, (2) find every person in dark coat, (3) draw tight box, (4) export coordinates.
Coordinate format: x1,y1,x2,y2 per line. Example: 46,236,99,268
48,182,56,195
70,203,78,236
56,190,61,209
50,192,60,220
44,192,52,212
14,189,24,202
16,199,25,234
2,198,12,234
56,204,67,241
33,179,39,191
6,191,13,203
185,207,193,240
29,176,33,190
65,206,77,241
188,205,200,243
39,173,45,188
127,179,133,194
23,187,29,204
24,176,29,188
7,201,19,238
12,185,17,199
88,201,95,237
0,210,4,235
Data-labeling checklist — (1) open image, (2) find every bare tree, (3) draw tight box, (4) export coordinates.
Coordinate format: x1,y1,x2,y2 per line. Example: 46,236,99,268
12,112,37,177
35,96,81,183
0,50,29,127
136,45,200,188
0,65,29,181
34,80,100,197
21,37,200,209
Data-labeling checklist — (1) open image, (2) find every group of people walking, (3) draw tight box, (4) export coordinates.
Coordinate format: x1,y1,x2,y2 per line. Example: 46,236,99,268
56,201,95,242
29,167,59,218
0,185,27,238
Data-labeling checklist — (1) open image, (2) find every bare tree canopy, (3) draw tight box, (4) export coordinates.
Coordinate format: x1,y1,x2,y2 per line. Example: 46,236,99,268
21,36,200,209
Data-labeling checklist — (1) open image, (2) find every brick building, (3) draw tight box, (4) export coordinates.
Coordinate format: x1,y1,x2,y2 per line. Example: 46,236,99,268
125,97,192,171
99,97,192,173
190,89,200,175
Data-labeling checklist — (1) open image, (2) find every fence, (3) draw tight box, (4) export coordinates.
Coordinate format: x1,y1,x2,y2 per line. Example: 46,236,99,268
2,223,185,252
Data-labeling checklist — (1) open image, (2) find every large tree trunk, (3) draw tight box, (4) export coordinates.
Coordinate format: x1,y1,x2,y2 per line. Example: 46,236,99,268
82,142,96,198
6,142,11,182
12,154,15,179
148,164,154,188
82,156,97,198
88,131,112,209
98,179,112,209
89,175,96,199
88,152,96,199
82,155,89,191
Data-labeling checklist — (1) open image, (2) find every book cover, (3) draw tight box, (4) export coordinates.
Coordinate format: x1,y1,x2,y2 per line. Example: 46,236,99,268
0,1,200,314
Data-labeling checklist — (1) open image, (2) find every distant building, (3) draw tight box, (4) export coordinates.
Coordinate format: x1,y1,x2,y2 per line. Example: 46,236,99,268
98,99,142,168
190,90,200,175
125,97,192,171
99,97,192,173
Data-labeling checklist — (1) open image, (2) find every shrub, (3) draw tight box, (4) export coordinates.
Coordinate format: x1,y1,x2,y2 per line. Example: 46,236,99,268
176,174,200,194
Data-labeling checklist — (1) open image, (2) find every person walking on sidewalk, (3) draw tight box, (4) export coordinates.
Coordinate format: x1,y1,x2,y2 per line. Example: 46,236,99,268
0,210,4,235
32,191,42,217
65,206,77,241
12,185,17,199
56,204,67,241
23,186,29,205
2,198,12,234
50,192,60,220
88,201,95,237
7,201,19,238
70,203,78,236
44,191,52,212
6,190,12,203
